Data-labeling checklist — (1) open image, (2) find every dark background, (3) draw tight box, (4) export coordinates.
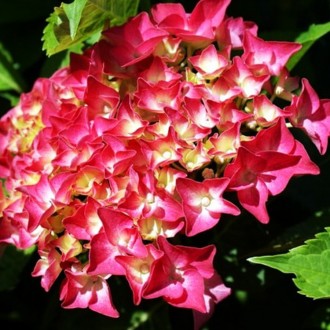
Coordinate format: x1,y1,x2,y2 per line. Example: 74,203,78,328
0,0,329,329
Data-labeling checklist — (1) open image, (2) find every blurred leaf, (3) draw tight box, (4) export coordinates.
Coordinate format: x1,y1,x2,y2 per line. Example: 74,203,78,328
248,227,330,299
0,91,19,108
287,21,330,70
42,0,140,56
129,310,149,330
303,304,330,330
0,245,36,291
0,42,25,92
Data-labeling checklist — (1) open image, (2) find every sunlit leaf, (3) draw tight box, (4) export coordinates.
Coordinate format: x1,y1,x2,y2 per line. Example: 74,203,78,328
248,227,330,299
287,21,330,70
42,0,140,56
63,0,88,39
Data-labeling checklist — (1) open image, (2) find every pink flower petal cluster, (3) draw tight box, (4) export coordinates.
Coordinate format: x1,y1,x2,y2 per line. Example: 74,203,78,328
0,0,329,328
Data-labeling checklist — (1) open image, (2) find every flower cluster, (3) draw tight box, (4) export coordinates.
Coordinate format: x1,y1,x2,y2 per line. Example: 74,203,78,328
0,0,329,328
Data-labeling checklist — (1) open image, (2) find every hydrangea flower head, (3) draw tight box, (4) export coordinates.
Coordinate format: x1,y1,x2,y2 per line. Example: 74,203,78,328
0,0,329,328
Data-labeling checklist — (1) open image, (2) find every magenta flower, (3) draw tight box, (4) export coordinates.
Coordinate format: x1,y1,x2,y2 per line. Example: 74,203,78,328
287,78,330,154
219,56,270,99
224,120,320,223
0,197,43,249
216,16,258,49
60,264,119,318
241,118,320,181
143,236,230,314
102,12,169,67
97,208,148,258
88,231,126,276
252,94,291,127
151,0,230,44
63,197,103,241
115,243,164,305
224,146,301,223
84,76,120,119
32,246,62,291
193,272,231,330
242,31,302,76
176,177,240,236
189,44,229,79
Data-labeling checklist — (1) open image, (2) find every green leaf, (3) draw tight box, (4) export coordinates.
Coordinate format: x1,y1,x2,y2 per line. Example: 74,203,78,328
287,21,330,70
0,42,25,92
42,0,140,57
0,245,36,291
63,0,88,40
248,227,330,299
0,91,20,107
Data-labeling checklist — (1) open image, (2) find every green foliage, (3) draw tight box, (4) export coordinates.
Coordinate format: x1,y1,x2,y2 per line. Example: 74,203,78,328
0,42,24,93
42,0,140,56
287,21,330,70
0,245,36,291
248,226,330,299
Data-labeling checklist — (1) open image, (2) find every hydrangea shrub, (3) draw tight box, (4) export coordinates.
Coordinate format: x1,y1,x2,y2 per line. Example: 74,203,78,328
0,0,329,328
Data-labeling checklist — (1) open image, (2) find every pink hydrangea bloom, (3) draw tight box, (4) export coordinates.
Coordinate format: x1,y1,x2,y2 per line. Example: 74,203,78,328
0,0,329,328
287,78,330,154
176,177,240,236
